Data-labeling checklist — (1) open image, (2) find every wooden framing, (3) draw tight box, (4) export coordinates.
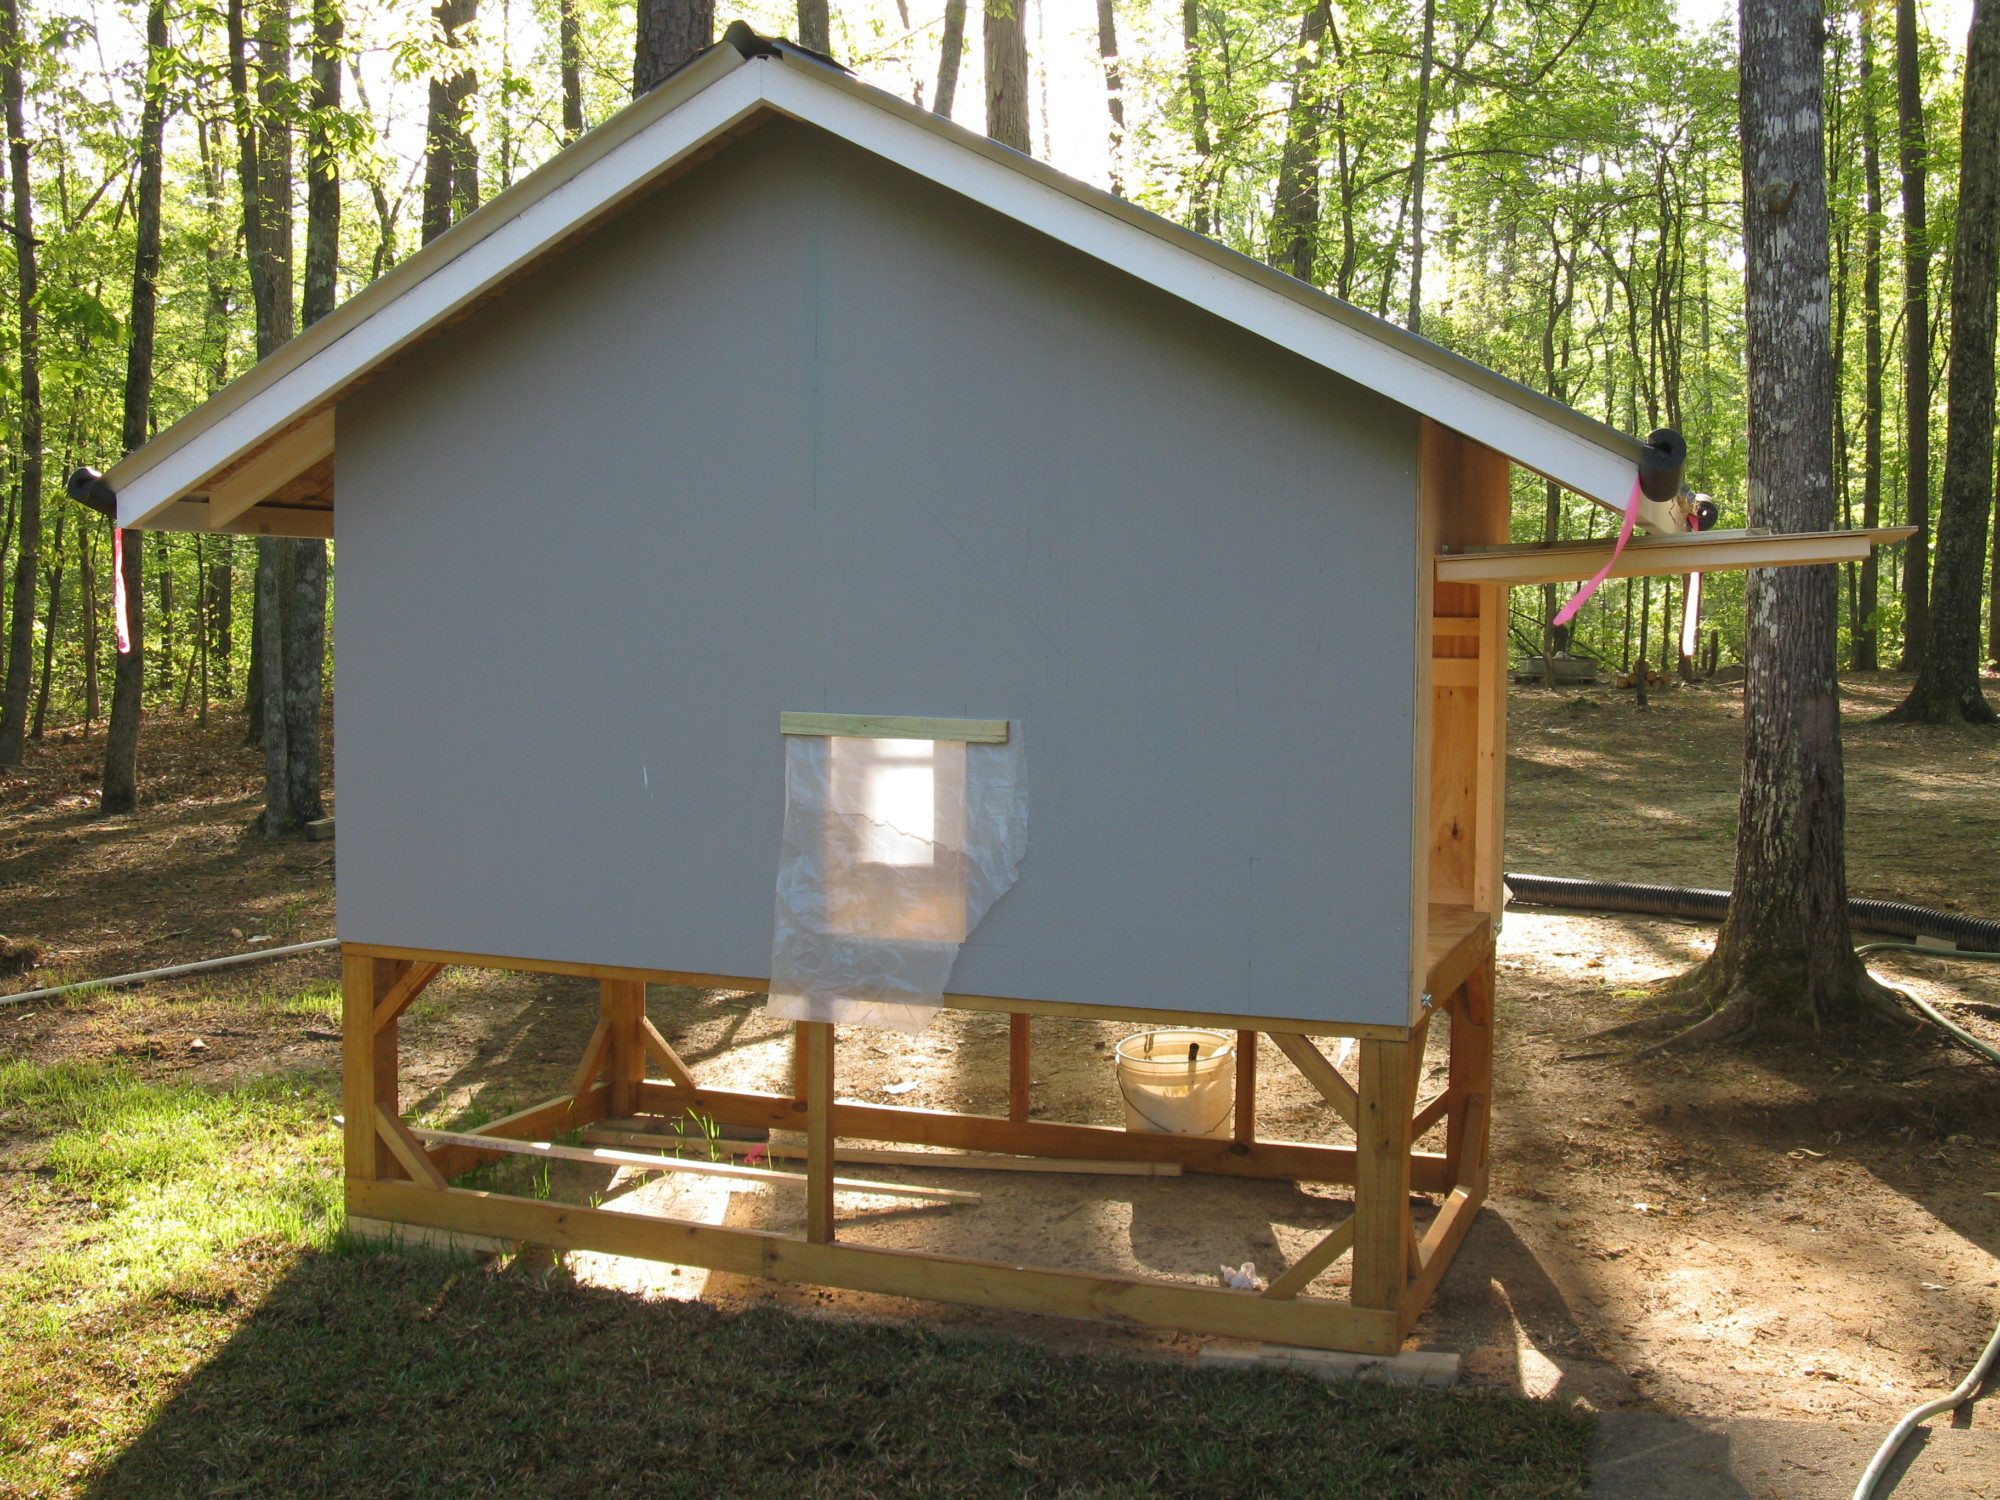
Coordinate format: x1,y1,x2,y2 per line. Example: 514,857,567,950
340,932,1495,1353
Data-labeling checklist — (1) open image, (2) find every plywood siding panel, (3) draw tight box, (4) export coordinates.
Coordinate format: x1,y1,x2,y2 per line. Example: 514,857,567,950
336,122,1421,1027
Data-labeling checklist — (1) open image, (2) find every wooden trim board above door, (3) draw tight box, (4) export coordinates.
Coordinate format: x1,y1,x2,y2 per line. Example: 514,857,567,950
1434,526,1914,586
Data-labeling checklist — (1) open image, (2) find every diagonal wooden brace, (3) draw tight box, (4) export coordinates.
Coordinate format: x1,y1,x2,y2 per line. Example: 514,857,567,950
1262,1218,1356,1300
1271,1032,1359,1129
374,961,444,1032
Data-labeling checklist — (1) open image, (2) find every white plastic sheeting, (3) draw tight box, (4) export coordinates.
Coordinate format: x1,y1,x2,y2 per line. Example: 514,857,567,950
766,731,1026,1033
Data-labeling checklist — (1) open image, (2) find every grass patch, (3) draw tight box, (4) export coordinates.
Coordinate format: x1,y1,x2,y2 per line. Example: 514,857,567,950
264,981,342,1021
0,1055,1592,1497
12,1253,1592,1498
0,1060,341,1320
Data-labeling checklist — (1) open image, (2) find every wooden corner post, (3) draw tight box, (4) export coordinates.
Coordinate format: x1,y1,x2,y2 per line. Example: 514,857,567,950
342,950,399,1185
1351,1034,1417,1316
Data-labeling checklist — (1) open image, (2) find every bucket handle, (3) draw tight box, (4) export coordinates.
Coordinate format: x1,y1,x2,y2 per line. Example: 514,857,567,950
1115,1074,1234,1138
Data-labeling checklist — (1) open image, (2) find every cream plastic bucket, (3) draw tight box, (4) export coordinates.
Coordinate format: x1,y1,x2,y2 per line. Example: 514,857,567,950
1113,1029,1235,1138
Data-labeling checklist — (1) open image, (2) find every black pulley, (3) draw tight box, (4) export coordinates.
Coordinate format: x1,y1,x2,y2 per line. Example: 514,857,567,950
1638,428,1687,501
1692,497,1719,532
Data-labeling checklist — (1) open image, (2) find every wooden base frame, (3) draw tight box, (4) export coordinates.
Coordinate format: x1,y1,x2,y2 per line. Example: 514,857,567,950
341,939,1494,1352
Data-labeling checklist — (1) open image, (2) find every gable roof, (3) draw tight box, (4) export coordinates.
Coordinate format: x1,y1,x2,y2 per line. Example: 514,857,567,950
108,25,1651,535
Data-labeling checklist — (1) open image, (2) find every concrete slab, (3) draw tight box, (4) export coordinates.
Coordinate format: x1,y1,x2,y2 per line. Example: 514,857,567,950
1589,1411,2000,1499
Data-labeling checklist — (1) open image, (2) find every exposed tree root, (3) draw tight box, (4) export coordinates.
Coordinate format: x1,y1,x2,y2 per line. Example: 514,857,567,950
1576,956,1912,1061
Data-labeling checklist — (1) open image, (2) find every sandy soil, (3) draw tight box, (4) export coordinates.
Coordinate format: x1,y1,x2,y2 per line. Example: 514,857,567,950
2,674,1996,1424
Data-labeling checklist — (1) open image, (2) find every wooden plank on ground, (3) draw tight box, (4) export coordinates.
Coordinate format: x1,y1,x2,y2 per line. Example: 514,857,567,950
408,1127,979,1202
353,1178,1403,1353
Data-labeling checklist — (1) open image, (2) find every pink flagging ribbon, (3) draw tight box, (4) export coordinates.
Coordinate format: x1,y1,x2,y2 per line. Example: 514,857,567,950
112,526,131,654
1552,475,1643,629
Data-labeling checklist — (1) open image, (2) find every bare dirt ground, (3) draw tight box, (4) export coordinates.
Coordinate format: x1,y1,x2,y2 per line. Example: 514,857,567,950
2,674,1996,1428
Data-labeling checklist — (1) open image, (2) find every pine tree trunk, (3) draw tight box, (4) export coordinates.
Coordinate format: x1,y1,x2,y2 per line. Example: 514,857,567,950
1095,0,1123,194
1180,1,1212,232
79,527,98,729
1895,0,1932,666
634,0,712,95
1405,0,1438,332
257,539,290,830
559,0,585,138
933,0,966,116
984,0,1029,152
423,0,479,242
0,0,44,768
796,0,828,51
1886,0,2000,724
282,0,341,821
1857,5,1884,672
1677,0,1887,1037
1267,2,1329,282
31,507,63,738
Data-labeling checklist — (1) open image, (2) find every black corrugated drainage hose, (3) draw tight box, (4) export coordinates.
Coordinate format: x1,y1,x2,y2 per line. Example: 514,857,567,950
1503,871,2000,952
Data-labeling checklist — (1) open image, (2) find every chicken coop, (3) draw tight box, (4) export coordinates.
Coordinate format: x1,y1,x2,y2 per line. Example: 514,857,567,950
101,27,1899,1352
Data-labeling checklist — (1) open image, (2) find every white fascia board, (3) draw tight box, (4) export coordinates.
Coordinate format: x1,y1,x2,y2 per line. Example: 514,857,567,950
113,63,769,530
755,64,1641,513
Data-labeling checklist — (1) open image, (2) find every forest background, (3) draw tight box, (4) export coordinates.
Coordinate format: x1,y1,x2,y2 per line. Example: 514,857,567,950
0,0,1986,808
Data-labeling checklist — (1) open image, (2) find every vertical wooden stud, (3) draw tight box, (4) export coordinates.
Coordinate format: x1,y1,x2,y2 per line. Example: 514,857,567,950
1351,1035,1416,1313
1445,957,1495,1192
598,978,646,1117
801,1021,835,1243
1008,1014,1031,1122
1233,1030,1257,1144
790,1021,804,1103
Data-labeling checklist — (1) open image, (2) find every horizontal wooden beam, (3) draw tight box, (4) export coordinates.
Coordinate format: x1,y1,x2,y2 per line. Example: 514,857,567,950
1435,526,1914,586
779,712,1008,743
143,499,334,538
351,1178,1404,1353
340,942,1413,1041
410,1126,979,1203
586,1126,1185,1177
630,1080,1458,1192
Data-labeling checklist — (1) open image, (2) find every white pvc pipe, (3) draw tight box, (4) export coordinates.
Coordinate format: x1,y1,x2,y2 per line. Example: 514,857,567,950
0,938,338,1008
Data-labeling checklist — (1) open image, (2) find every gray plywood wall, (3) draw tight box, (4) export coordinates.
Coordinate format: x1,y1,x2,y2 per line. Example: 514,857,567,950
334,119,1421,1026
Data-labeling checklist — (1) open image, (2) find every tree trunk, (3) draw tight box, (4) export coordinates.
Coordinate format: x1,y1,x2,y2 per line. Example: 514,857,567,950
245,0,300,833
1181,0,1213,233
934,0,966,116
1895,0,1932,666
153,533,172,689
1856,5,1884,671
423,0,479,242
78,528,99,728
1675,0,1887,1037
0,0,43,768
1886,0,2000,724
797,0,828,52
984,0,1029,152
31,507,63,738
257,539,290,830
1095,0,1123,195
1267,2,1329,282
634,0,712,95
1405,0,1438,332
559,0,584,138
284,0,341,820
304,0,342,328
